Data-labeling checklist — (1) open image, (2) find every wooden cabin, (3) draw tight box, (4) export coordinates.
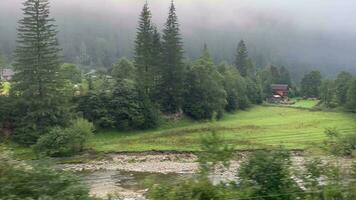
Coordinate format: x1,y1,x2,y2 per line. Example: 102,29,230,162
269,84,289,103
271,84,288,98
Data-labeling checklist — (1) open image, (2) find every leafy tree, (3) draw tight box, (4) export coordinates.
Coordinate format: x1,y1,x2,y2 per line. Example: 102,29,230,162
235,40,248,77
300,71,322,98
159,1,185,113
245,77,263,104
110,79,159,130
238,150,301,200
346,77,356,111
218,63,239,112
60,63,82,84
76,91,115,128
183,48,226,120
320,79,337,108
134,3,155,96
12,0,71,145
111,58,136,81
0,151,92,199
335,71,352,105
219,63,250,111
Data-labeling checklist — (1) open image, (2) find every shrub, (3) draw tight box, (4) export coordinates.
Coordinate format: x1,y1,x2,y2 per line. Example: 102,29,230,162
33,118,94,157
0,151,92,200
238,150,301,200
324,128,356,157
148,178,226,200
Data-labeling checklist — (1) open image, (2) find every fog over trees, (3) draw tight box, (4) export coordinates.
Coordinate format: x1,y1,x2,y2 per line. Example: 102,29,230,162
1,0,356,80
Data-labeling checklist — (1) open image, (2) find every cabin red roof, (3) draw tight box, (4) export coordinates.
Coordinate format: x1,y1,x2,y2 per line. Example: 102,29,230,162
271,84,288,91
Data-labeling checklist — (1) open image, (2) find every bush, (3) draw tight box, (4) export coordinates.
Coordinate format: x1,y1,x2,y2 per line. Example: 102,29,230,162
33,118,94,157
324,128,356,157
148,178,226,200
0,151,92,200
238,150,301,200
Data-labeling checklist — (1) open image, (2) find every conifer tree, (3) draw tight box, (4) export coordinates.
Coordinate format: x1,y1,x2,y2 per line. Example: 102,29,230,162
12,0,70,144
134,2,154,96
151,26,163,99
235,40,248,77
160,0,185,113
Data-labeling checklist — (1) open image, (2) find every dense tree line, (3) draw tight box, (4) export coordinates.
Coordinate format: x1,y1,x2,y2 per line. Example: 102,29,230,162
298,70,356,111
75,2,265,131
0,0,354,149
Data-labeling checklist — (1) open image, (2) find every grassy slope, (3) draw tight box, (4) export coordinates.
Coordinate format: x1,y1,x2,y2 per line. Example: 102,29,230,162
289,99,320,109
92,106,356,152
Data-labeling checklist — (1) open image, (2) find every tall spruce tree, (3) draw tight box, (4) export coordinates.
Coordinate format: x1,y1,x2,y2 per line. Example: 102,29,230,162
12,0,70,144
160,0,185,113
134,2,154,96
235,40,248,77
151,26,163,100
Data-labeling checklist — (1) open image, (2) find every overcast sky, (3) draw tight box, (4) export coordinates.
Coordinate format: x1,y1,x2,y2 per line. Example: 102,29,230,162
1,0,356,74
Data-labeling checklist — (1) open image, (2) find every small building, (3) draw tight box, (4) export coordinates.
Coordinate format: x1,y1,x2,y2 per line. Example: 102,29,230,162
0,68,14,81
271,84,288,98
268,84,289,103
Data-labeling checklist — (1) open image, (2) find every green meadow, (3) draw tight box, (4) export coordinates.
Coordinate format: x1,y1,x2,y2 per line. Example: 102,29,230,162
92,105,356,152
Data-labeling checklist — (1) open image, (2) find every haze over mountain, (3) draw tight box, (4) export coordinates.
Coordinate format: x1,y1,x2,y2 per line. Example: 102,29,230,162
1,0,356,79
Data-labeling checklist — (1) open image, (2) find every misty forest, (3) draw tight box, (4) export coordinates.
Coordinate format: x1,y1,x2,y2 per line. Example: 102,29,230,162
0,0,356,200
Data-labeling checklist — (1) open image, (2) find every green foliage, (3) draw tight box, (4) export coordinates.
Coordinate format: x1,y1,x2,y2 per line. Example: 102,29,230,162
147,131,233,200
198,131,234,175
0,151,92,199
11,0,71,145
238,149,301,200
134,3,156,97
60,63,82,84
301,158,356,200
77,79,160,130
346,77,356,112
77,91,115,128
335,71,352,105
148,178,225,200
235,40,248,77
301,71,322,98
323,128,356,157
183,49,226,120
111,80,160,130
219,63,251,111
159,1,185,113
33,118,94,157
245,77,263,104
320,79,337,108
111,58,136,81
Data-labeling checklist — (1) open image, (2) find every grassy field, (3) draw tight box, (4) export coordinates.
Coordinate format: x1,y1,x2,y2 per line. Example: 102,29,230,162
92,106,356,152
289,99,320,109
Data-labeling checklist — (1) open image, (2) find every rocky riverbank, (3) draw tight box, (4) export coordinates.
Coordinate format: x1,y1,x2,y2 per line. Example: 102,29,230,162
58,152,352,200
